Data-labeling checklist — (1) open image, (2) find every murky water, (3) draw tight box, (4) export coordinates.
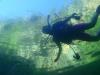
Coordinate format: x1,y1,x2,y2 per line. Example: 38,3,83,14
0,0,100,75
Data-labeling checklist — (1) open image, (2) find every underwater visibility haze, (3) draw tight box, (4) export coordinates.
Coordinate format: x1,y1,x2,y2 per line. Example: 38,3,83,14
0,0,69,19
0,0,100,75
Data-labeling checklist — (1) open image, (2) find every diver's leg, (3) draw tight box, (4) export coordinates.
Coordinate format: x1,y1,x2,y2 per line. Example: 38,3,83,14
72,5,100,31
72,13,99,32
75,32,100,42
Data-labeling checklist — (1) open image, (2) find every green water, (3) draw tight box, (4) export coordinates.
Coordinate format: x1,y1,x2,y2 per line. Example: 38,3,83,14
0,0,100,75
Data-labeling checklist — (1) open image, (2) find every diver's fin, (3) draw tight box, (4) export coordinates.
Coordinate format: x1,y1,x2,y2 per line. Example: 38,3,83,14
96,5,100,15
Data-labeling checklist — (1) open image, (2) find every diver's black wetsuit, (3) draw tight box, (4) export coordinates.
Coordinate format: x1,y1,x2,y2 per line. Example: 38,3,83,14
42,5,100,62
52,13,100,44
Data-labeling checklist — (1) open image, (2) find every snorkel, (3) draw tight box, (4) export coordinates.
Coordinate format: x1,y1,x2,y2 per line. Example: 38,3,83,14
42,15,52,35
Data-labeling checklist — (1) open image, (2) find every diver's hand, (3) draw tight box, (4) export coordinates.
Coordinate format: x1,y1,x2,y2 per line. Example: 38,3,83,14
96,5,100,15
54,58,58,62
73,53,80,60
72,13,81,20
72,13,77,17
54,56,59,62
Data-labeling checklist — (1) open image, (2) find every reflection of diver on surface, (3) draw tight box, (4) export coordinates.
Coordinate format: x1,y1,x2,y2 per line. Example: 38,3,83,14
42,5,100,62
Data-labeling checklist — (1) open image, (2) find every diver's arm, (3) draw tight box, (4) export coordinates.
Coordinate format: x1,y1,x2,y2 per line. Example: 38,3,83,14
54,41,62,62
63,15,73,23
63,13,81,23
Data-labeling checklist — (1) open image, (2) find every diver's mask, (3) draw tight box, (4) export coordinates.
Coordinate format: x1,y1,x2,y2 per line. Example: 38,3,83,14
42,25,52,35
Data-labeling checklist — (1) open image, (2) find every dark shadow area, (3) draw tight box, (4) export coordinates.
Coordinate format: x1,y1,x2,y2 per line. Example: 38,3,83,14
50,59,100,75
55,65,74,72
86,51,94,55
1,43,100,75
91,51,100,57
0,45,48,75
0,52,35,75
86,50,100,57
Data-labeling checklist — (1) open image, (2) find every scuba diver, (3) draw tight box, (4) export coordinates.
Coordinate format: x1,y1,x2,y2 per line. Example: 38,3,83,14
42,5,100,62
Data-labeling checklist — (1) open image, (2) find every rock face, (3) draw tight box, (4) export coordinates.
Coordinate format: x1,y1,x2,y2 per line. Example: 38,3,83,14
82,0,100,9
81,0,100,15
68,0,100,23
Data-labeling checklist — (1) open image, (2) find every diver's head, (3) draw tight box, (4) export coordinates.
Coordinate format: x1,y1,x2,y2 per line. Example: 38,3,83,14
42,25,52,35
